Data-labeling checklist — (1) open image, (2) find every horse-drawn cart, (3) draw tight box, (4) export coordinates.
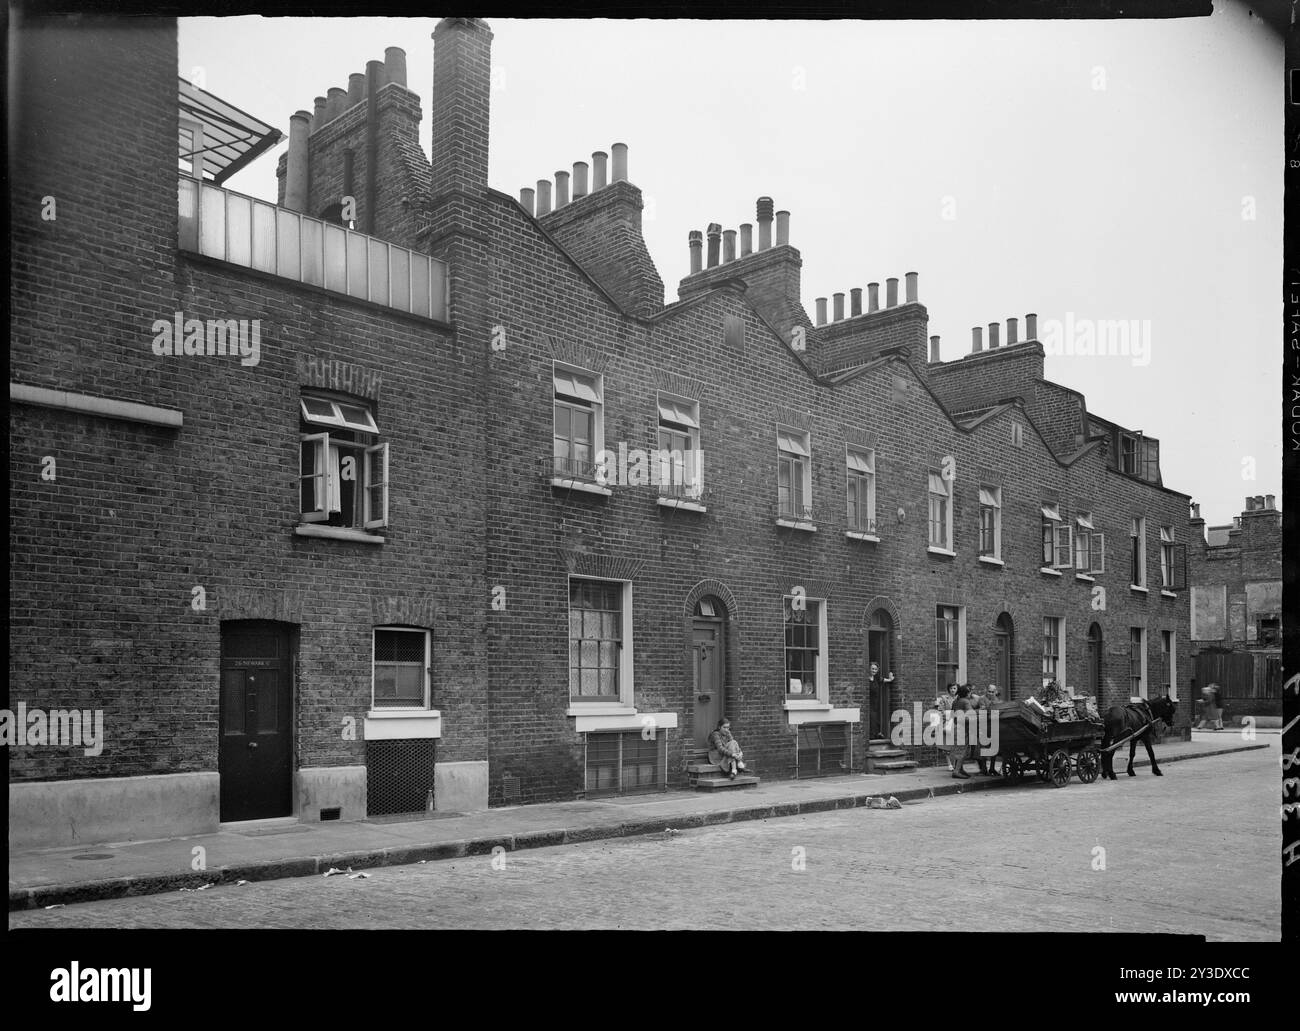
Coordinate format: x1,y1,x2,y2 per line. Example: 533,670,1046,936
992,700,1103,788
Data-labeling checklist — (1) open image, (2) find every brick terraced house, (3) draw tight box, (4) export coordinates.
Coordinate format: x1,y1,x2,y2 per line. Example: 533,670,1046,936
9,15,1195,847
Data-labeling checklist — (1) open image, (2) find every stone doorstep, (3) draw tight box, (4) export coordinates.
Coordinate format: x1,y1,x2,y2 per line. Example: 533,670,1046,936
8,742,1268,912
692,775,761,790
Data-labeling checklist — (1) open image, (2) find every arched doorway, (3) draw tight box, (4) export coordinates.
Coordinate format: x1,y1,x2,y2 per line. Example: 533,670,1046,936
691,596,727,747
867,609,896,740
995,613,1015,700
1086,622,1104,700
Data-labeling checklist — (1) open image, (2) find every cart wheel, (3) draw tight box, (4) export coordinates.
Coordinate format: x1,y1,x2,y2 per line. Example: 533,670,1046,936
1048,749,1072,787
1036,756,1051,783
1077,748,1101,784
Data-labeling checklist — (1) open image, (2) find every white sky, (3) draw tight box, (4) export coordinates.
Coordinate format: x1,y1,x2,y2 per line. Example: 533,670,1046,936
180,2,1282,527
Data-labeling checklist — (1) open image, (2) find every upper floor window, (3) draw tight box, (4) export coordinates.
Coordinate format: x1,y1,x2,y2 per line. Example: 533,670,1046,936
657,393,702,499
553,365,603,482
372,627,431,709
777,428,812,522
846,447,876,534
1158,526,1185,589
978,485,1001,559
299,393,387,530
1041,502,1071,569
569,578,630,704
784,595,826,700
1130,517,1147,587
1073,511,1106,574
928,471,952,550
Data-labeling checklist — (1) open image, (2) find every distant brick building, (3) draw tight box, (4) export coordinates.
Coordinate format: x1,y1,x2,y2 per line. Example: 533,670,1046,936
9,15,1195,848
1188,495,1283,720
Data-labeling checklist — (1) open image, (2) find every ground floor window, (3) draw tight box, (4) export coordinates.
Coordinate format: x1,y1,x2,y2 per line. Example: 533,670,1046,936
796,723,849,777
585,731,665,795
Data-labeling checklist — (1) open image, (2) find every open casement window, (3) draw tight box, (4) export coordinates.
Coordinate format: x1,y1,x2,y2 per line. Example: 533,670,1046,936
1130,517,1147,586
554,366,602,481
364,443,389,529
978,485,1001,557
299,394,384,530
1040,503,1061,566
300,432,332,522
1141,437,1161,484
657,394,702,498
1053,523,1074,569
846,447,876,533
777,428,812,521
1089,533,1106,574
927,471,951,549
1073,513,1093,571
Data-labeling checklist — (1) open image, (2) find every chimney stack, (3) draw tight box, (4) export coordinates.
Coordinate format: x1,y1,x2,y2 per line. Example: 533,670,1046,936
775,210,790,246
929,335,941,363
554,170,570,208
867,282,880,312
384,47,407,88
519,186,535,216
572,161,588,198
850,288,862,316
706,223,721,268
723,229,736,263
1007,317,1018,345
1191,502,1202,520
971,326,983,353
312,95,327,125
611,142,628,182
1025,313,1038,341
348,72,366,108
886,278,898,307
285,111,311,213
833,292,845,321
756,197,774,250
688,230,703,274
815,297,828,326
988,322,1000,349
431,19,494,197
905,271,918,304
535,179,551,216
1266,494,1276,509
739,223,753,257
325,87,346,122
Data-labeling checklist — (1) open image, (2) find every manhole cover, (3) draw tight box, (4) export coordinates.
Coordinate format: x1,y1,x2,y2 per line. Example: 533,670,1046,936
71,853,114,861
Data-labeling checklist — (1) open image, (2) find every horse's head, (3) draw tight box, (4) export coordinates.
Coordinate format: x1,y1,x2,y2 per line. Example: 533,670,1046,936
1152,694,1178,726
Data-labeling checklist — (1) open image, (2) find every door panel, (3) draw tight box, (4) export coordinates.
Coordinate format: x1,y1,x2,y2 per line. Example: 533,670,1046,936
692,620,724,747
220,622,293,822
868,629,891,740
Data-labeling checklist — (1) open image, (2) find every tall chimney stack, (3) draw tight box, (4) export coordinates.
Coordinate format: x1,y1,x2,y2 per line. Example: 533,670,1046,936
284,111,311,213
756,197,773,250
431,18,494,196
384,47,407,87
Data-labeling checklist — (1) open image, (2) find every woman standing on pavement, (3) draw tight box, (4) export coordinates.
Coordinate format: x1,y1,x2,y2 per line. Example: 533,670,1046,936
949,684,974,779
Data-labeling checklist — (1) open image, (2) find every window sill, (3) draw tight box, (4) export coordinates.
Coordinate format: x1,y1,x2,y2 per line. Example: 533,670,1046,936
787,706,861,726
295,524,385,544
846,531,881,542
1160,589,1177,598
657,497,707,513
1075,573,1095,582
927,546,956,557
977,555,1004,566
1039,567,1062,577
572,710,679,734
551,477,612,496
776,518,817,532
566,703,636,717
1130,585,1149,594
783,698,831,711
363,710,441,740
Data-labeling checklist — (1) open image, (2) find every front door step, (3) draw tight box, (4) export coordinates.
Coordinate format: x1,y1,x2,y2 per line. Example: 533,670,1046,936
693,774,760,790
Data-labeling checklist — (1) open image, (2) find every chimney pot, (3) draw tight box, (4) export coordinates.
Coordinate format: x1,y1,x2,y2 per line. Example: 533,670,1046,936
815,298,828,326
1245,496,1256,511
325,87,347,122
536,179,552,216
611,142,628,182
572,161,589,198
850,288,862,316
285,111,311,213
1191,502,1202,520
554,170,570,208
972,326,983,352
592,151,608,190
348,72,366,107
1266,494,1276,509
885,278,899,307
756,197,774,250
739,223,753,257
312,96,327,126
905,271,918,304
929,335,941,363
775,210,790,246
833,293,845,321
723,229,736,263
688,230,703,274
1025,313,1038,341
706,223,722,268
1007,318,1019,344
867,282,880,312
384,46,407,87
988,322,1000,349
519,187,535,216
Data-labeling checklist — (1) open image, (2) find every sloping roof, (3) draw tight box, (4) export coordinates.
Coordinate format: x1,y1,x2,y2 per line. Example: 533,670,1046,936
178,77,282,184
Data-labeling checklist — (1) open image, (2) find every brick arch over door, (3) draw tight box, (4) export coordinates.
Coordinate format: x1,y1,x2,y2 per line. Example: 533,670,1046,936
862,595,902,637
682,578,741,696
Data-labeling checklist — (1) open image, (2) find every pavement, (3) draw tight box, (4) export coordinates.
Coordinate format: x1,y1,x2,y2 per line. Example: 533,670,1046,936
8,734,1272,911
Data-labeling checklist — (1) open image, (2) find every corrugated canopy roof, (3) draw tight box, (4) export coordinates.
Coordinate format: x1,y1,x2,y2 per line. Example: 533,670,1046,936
178,77,281,184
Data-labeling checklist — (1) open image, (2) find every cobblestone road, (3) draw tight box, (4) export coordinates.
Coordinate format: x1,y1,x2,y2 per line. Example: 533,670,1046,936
9,750,1279,939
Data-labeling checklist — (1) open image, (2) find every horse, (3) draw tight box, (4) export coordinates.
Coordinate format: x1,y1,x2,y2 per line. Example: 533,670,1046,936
1099,695,1178,780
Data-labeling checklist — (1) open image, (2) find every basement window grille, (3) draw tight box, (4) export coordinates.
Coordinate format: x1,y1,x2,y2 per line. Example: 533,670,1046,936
796,723,849,777
584,731,665,796
366,738,435,817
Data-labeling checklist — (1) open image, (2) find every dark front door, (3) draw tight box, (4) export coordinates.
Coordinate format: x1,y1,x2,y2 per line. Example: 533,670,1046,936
868,627,892,740
692,618,725,747
995,630,1012,700
220,621,293,822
